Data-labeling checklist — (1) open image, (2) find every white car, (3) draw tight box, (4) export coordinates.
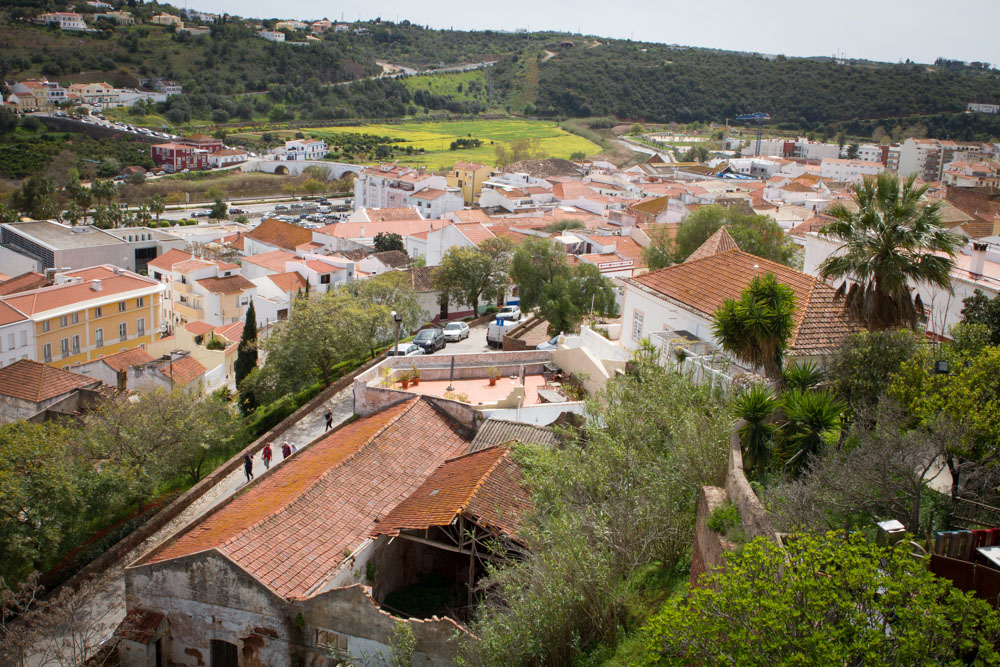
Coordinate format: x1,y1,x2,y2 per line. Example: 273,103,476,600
443,321,470,341
386,342,424,357
497,305,521,321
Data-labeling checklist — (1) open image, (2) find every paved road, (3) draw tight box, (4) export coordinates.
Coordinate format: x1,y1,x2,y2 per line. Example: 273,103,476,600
22,386,355,664
426,322,492,356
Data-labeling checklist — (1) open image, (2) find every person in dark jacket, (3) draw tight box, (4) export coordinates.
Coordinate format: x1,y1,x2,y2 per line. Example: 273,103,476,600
324,408,334,431
281,442,292,459
244,453,254,482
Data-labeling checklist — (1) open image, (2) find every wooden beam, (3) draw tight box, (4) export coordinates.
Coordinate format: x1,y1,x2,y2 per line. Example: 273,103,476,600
393,531,510,563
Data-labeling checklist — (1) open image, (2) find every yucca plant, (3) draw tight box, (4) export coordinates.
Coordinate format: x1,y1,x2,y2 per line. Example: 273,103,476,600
712,273,796,382
782,361,826,391
731,383,779,474
780,389,846,474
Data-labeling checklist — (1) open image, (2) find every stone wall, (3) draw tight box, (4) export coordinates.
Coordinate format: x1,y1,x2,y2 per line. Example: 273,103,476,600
124,551,464,667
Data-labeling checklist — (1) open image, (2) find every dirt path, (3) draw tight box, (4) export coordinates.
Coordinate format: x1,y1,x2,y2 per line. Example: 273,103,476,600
22,387,356,664
542,50,556,63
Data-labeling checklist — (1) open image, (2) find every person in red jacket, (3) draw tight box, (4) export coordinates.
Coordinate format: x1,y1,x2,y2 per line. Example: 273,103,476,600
261,443,273,470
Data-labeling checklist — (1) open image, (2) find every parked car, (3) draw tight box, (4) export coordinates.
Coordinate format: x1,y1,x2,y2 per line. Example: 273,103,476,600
412,327,446,353
497,305,521,321
229,208,247,215
386,342,424,357
192,210,211,218
536,335,560,351
442,321,471,342
274,205,289,212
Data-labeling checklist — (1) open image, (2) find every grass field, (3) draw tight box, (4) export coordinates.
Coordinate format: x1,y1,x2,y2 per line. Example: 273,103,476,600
401,70,490,104
299,119,602,170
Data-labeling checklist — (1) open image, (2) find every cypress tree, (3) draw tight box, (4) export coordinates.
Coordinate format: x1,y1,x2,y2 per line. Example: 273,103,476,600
235,301,258,389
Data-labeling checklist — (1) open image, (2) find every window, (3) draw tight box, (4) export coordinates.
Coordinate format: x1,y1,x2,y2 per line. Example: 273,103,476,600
41,320,50,332
96,328,104,348
59,315,68,328
320,274,331,285
118,301,126,313
8,333,15,350
71,312,79,324
43,344,51,363
153,271,162,281
19,331,26,347
60,338,69,358
119,322,127,341
210,640,238,667
94,306,102,318
137,318,145,336
632,310,644,341
71,335,80,355
137,297,144,308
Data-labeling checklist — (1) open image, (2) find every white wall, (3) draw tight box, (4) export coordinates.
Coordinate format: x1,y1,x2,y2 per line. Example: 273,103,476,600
0,320,35,366
621,283,715,351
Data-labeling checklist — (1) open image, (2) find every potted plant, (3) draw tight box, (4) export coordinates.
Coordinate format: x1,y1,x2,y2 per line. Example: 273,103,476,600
411,364,421,386
397,370,413,389
486,366,502,386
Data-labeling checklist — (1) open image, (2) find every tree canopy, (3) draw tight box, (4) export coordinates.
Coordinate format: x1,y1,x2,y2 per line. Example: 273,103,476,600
712,273,796,381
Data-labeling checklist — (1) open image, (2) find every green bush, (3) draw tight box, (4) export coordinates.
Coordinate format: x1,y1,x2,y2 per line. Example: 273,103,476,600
706,501,742,541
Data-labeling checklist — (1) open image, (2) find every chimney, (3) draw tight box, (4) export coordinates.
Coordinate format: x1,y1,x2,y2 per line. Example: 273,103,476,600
970,242,988,277
91,279,102,291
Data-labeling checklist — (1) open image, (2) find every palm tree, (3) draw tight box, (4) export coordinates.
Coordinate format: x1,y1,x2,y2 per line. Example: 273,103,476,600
780,389,846,475
732,383,778,474
149,194,165,226
819,172,960,331
783,361,825,391
62,201,82,226
712,273,796,381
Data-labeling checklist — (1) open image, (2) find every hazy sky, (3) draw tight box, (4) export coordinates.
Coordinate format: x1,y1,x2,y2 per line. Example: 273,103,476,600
191,0,999,65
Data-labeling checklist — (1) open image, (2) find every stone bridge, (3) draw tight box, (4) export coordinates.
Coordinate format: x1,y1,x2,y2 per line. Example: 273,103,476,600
241,159,363,180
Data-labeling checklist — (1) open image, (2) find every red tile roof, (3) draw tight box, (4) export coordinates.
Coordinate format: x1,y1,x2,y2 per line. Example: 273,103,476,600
162,355,206,386
304,260,337,274
410,188,447,200
685,226,739,263
3,273,160,316
0,300,27,327
0,359,100,403
242,249,297,273
140,398,471,598
183,321,215,336
267,271,308,293
98,347,155,373
450,209,492,224
373,447,530,539
361,207,423,222
0,272,50,296
146,248,194,272
196,274,255,295
630,249,865,356
245,219,313,251
316,220,445,239
213,321,244,343
455,223,496,245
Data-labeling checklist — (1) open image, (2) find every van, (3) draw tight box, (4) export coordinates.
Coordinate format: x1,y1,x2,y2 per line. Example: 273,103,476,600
486,317,518,347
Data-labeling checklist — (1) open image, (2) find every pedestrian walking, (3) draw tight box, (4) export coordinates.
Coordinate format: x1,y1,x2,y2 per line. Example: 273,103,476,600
324,408,334,431
290,443,298,454
281,442,292,459
262,443,272,470
244,453,254,482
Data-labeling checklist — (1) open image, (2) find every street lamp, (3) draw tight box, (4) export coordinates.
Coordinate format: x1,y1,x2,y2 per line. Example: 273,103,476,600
391,310,402,356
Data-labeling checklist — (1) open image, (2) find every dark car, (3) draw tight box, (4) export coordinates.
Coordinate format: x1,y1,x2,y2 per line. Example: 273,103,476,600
412,327,446,353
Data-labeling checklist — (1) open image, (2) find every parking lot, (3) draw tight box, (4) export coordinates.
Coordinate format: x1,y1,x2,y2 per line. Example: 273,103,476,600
425,322,492,356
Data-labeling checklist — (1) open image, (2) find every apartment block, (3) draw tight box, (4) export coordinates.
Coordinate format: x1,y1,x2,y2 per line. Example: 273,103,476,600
353,164,448,210
0,266,164,369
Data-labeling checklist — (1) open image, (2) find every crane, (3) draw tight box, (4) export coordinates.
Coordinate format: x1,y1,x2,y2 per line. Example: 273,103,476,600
734,113,770,157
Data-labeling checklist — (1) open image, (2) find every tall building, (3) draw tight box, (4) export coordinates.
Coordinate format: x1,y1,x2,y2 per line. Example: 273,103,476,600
353,164,448,210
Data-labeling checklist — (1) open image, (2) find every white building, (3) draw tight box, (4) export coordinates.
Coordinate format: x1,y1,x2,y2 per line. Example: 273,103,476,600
819,158,884,183
407,188,464,219
260,30,285,42
36,12,87,30
208,149,249,168
278,139,327,161
856,144,886,165
353,164,447,210
0,301,34,367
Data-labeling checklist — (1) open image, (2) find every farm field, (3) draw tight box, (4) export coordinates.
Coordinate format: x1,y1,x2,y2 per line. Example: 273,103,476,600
299,119,602,169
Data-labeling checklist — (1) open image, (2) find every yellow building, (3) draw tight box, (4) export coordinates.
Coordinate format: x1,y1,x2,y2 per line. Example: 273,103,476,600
1,266,164,369
447,161,493,205
150,13,182,27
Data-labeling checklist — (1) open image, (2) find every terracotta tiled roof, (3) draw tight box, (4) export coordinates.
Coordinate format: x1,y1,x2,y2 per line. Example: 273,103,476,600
98,347,155,373
371,250,411,269
781,181,815,193
363,207,423,222
303,260,339,274
267,271,308,293
631,249,864,355
141,398,471,598
405,267,435,292
470,419,559,452
161,355,205,386
184,321,215,336
3,273,160,316
245,219,313,251
0,272,50,296
788,214,833,237
0,359,100,403
610,236,647,268
410,188,447,200
213,321,244,343
196,275,255,294
316,220,444,239
0,300,27,327
146,248,194,272
241,249,296,273
373,446,531,539
455,223,496,245
685,226,739,263
172,258,216,274
628,195,673,215
450,209,492,224
959,220,997,239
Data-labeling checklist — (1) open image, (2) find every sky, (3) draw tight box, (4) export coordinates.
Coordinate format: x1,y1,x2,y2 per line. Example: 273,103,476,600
191,0,1000,65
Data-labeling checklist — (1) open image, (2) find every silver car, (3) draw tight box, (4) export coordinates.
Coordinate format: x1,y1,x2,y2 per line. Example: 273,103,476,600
443,321,470,341
386,342,424,357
